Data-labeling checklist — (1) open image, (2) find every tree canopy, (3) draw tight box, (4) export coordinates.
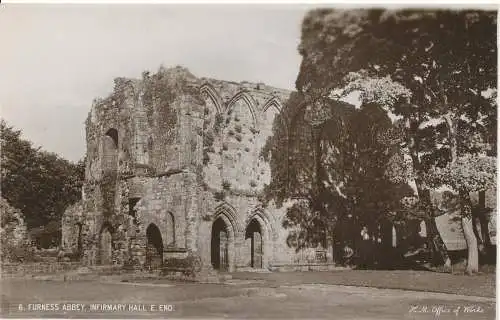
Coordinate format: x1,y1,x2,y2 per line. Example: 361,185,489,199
297,9,496,168
1,121,84,233
292,8,497,271
263,94,413,250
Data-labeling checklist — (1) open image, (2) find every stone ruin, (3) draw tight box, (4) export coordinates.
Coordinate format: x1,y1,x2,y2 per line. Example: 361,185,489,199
61,66,335,273
1,197,31,262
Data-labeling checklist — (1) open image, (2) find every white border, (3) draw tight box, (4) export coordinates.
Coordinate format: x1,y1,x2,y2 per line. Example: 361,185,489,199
1,0,499,7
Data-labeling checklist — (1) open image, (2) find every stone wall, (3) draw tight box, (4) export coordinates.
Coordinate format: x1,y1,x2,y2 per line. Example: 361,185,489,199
1,198,31,262
69,66,332,272
61,201,84,254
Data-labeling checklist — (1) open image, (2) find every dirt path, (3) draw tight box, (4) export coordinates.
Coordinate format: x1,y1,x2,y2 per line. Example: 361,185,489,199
1,277,495,319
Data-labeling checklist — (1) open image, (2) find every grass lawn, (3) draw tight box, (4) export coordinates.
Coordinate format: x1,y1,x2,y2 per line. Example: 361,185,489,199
231,269,496,297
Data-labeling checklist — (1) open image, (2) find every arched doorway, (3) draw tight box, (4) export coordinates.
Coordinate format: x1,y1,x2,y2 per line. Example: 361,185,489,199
245,219,263,268
146,224,163,270
211,218,229,271
99,225,113,265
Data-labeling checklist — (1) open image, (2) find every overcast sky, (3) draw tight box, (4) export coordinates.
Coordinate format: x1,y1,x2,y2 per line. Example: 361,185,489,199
1,3,495,162
0,4,321,162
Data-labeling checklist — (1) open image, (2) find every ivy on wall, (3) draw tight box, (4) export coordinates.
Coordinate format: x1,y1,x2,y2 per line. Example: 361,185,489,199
142,67,183,145
101,170,117,217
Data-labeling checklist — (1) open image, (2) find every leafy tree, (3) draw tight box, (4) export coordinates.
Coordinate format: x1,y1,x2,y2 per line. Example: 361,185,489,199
296,9,497,272
1,121,84,247
426,155,496,274
263,95,413,260
262,92,316,207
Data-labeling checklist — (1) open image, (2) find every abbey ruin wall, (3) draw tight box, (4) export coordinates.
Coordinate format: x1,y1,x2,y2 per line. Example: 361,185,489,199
62,66,333,272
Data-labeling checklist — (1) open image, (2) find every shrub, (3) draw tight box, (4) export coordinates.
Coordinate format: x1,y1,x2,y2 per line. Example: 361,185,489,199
222,143,228,151
28,221,62,249
235,134,242,142
235,124,242,133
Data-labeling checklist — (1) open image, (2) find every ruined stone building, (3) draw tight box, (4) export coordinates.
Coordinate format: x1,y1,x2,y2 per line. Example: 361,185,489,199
62,66,335,272
61,66,497,272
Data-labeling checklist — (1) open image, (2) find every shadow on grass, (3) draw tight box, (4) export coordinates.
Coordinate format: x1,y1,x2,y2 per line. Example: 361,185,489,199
354,253,432,271
355,247,496,274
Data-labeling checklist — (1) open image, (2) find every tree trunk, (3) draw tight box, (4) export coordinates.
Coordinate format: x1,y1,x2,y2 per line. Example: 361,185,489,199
478,191,492,249
406,117,451,270
462,216,479,274
444,108,479,274
443,112,458,161
313,126,322,194
478,214,492,248
424,217,452,269
460,190,479,274
416,182,451,270
470,192,492,263
472,214,485,254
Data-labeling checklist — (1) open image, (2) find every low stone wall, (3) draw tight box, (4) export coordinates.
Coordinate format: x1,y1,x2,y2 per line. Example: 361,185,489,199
0,262,81,278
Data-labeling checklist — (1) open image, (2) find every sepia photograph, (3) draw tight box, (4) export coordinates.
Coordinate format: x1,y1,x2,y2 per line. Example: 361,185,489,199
0,2,497,319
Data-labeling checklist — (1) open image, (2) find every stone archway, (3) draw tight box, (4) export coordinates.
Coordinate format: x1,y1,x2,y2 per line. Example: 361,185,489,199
99,224,113,265
146,223,163,270
103,128,118,172
245,210,274,269
245,219,263,268
211,217,230,271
